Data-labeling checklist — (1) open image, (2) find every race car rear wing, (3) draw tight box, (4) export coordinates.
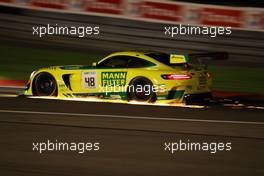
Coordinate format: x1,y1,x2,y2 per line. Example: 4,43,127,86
188,52,228,65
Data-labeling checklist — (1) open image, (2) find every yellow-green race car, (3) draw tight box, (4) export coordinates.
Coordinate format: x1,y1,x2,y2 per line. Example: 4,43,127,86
24,51,214,103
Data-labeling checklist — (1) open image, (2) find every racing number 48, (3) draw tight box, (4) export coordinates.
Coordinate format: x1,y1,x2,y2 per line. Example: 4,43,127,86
85,77,95,87
82,71,97,89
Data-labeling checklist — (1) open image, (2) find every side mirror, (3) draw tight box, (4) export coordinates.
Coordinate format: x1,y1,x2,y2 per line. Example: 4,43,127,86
92,62,97,67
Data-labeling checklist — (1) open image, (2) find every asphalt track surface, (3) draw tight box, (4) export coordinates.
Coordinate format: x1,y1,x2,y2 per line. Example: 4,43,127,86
0,97,263,176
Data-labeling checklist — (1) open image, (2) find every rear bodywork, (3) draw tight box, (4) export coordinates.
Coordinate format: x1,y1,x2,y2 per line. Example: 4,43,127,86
24,51,213,102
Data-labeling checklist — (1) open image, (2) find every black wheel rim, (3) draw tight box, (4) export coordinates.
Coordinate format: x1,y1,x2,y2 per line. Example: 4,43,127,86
35,74,56,96
133,80,153,101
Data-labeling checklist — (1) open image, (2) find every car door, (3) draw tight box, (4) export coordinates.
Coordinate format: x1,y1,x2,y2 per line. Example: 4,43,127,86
81,56,130,94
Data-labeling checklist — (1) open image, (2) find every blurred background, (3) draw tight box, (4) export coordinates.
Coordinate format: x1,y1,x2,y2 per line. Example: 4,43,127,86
0,0,263,94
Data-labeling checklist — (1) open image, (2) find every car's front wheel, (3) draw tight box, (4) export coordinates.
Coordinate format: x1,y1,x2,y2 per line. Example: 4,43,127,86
33,72,57,96
127,77,156,102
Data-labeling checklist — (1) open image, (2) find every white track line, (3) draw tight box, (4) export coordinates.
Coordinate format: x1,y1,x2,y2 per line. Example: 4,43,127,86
0,109,263,125
0,94,18,98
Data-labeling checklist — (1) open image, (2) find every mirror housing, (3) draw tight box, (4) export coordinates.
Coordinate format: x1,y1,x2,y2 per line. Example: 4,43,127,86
92,62,97,67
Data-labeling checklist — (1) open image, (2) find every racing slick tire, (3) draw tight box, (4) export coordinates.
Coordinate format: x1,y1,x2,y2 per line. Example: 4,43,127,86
33,72,57,96
127,77,156,102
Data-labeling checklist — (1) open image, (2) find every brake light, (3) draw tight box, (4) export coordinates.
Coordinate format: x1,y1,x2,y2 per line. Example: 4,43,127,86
206,72,211,78
161,74,192,80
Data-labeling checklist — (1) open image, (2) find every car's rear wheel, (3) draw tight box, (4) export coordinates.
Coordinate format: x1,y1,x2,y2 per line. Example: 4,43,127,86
33,72,57,96
127,77,156,102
